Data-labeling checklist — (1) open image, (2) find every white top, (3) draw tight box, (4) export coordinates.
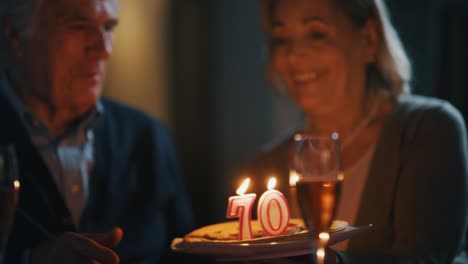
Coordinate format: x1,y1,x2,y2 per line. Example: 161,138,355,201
332,144,376,251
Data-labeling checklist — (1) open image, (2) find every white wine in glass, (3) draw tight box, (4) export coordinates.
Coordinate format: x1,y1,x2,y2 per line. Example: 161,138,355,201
293,132,343,264
0,145,20,263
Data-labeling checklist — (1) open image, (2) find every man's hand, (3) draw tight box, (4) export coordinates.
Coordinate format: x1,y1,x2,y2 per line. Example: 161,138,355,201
31,227,124,264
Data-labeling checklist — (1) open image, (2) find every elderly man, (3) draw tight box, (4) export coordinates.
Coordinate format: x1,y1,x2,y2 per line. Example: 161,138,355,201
0,0,197,263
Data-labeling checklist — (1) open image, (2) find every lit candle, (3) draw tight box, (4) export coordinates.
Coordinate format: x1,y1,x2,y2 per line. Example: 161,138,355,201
13,179,20,203
226,178,257,240
257,177,290,236
289,170,301,219
14,180,20,191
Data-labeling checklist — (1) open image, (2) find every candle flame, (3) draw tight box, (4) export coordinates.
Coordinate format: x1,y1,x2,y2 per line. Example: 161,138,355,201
14,179,20,190
267,177,276,190
289,170,300,187
236,178,250,195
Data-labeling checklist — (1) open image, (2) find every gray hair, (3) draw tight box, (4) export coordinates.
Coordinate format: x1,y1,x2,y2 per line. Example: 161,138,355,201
260,0,412,95
0,0,120,37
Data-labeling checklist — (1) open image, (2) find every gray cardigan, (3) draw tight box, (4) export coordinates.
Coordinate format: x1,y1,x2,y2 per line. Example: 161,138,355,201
241,94,468,263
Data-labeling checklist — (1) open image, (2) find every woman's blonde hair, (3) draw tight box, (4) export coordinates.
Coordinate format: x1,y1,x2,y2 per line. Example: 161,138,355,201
260,0,412,95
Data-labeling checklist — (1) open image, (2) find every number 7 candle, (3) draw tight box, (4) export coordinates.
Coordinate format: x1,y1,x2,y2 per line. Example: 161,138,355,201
226,178,257,240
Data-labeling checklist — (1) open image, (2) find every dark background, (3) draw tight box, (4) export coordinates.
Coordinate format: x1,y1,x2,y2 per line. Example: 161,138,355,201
169,0,468,228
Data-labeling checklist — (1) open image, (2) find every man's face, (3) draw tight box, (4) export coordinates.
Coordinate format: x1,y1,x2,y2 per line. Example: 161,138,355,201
20,0,118,115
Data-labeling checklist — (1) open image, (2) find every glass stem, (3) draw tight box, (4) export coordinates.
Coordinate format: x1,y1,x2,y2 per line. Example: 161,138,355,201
316,246,326,264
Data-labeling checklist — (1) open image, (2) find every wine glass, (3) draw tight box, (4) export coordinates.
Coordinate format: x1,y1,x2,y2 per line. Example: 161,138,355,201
0,144,20,263
292,132,343,264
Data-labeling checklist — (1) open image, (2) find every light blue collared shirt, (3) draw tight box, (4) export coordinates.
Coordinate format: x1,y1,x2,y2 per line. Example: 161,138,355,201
0,73,103,227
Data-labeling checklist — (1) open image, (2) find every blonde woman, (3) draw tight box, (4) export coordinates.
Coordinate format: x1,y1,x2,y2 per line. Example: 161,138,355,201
241,0,468,263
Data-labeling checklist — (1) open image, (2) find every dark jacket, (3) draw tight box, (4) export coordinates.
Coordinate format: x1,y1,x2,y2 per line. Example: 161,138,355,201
0,85,196,263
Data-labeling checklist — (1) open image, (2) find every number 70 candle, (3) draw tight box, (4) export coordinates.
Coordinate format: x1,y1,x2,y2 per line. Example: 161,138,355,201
226,178,257,240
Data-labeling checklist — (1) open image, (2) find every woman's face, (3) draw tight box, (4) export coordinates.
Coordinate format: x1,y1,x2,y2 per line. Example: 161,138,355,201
270,0,377,116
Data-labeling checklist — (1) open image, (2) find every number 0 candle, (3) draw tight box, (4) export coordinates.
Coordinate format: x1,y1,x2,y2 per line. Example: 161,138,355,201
226,178,257,240
257,177,290,236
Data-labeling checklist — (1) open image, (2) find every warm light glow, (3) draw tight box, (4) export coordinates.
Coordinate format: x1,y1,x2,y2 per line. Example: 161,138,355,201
236,178,250,195
106,0,173,123
267,177,276,190
317,233,329,264
318,232,330,263
316,247,325,258
294,133,303,141
14,180,20,190
289,170,300,187
319,232,330,241
338,171,345,181
316,246,326,264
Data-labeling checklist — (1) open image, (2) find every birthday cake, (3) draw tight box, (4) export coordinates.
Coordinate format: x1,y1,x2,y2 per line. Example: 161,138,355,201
183,218,306,243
